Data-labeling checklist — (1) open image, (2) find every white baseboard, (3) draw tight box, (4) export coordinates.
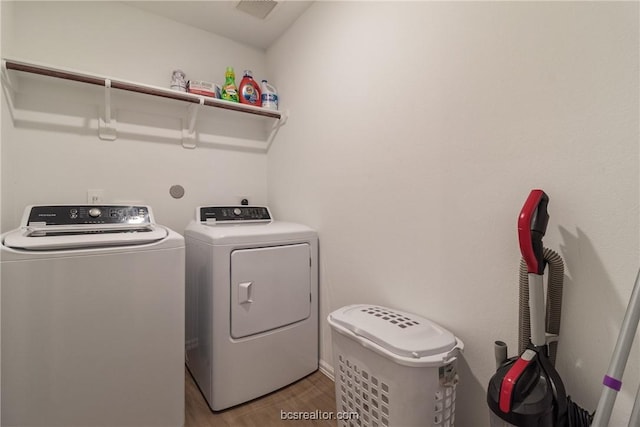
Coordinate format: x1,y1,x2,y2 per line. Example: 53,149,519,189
319,358,334,381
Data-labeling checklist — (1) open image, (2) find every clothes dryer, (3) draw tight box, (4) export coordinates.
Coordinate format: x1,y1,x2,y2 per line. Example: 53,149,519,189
184,206,318,410
1,205,185,427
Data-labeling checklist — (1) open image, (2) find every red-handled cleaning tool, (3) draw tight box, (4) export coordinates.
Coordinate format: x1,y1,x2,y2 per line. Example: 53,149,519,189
488,189,592,427
518,189,550,349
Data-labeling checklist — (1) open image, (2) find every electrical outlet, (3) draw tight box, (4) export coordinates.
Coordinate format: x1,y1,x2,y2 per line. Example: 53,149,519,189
87,189,104,204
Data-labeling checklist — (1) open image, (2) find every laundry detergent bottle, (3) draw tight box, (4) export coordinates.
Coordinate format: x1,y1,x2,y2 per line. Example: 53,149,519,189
221,66,239,103
260,80,278,111
239,70,262,107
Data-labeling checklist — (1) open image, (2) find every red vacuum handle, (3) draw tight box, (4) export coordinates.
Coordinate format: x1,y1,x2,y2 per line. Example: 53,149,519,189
518,189,549,275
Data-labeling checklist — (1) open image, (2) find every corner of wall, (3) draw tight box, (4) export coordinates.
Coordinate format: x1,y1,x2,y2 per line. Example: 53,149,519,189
319,358,334,382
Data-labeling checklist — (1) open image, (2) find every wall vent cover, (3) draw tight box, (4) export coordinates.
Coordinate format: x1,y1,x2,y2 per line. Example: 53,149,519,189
235,0,279,20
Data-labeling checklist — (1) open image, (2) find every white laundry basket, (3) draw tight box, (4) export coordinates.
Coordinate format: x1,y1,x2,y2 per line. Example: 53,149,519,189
328,305,464,427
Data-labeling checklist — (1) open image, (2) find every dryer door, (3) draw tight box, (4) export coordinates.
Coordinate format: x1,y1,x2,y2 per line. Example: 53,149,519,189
230,243,311,339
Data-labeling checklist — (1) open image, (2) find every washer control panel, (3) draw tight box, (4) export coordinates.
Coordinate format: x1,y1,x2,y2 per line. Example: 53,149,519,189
26,205,151,226
199,206,271,223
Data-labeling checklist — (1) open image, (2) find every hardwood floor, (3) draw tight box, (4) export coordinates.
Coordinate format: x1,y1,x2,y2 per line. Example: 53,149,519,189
185,368,337,427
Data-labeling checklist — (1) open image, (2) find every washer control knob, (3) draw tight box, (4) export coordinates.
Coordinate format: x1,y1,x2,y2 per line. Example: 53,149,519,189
88,208,101,218
233,208,242,216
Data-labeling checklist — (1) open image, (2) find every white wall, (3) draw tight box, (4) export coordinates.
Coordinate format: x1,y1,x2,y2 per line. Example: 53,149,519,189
266,2,639,426
0,2,5,423
1,1,270,233
2,1,639,425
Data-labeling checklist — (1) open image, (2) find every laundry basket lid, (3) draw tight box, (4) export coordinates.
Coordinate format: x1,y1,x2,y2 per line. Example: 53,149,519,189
328,304,458,359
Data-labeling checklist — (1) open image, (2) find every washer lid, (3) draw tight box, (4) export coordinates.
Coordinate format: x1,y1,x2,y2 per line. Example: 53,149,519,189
328,304,458,359
2,224,168,250
2,205,168,250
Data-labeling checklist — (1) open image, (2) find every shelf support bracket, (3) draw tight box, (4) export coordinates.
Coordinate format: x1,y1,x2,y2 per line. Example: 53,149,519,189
99,78,117,140
265,109,289,151
182,98,203,149
1,60,18,116
1,60,16,91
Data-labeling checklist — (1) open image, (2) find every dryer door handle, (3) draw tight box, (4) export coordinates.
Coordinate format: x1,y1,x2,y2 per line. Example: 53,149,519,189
238,282,253,304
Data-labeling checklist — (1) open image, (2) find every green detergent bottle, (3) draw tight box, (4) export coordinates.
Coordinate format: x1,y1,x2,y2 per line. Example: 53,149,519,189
221,67,239,102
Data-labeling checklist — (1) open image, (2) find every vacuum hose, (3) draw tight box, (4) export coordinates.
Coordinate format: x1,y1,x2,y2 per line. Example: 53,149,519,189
519,247,564,365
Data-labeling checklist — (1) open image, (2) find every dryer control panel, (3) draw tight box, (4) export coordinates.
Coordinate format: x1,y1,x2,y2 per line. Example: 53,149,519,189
26,205,151,226
199,206,271,224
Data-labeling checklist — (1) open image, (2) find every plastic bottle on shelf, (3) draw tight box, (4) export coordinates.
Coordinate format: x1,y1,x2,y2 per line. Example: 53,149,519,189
221,67,239,103
260,80,278,111
170,70,187,92
238,70,262,107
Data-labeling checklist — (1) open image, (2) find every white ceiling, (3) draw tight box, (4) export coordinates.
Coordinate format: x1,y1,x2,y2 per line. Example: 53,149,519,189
123,1,314,50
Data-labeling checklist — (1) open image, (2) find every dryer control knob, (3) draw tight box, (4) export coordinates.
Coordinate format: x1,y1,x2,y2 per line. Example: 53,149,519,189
233,208,242,216
88,208,102,218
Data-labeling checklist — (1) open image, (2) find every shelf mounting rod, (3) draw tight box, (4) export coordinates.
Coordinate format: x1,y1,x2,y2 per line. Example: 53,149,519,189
182,97,204,149
99,78,117,140
265,109,289,151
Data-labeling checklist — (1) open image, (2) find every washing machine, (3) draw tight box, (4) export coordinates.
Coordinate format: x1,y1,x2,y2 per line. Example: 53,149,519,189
1,204,185,427
184,205,318,411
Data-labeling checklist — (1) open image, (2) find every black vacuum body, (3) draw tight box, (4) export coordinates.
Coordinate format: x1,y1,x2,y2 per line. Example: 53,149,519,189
488,346,567,427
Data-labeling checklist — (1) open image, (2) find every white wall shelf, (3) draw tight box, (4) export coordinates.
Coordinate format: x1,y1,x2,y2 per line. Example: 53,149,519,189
1,58,287,150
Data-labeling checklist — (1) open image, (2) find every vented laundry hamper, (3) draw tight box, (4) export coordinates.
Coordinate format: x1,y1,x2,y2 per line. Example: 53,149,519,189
328,305,464,427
